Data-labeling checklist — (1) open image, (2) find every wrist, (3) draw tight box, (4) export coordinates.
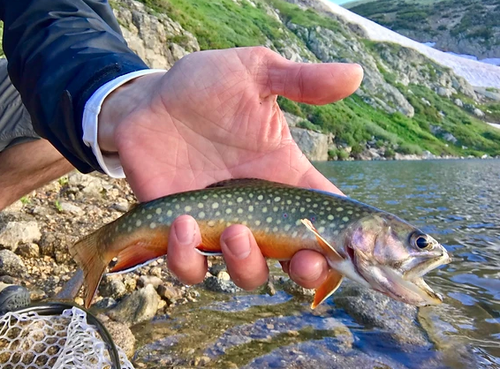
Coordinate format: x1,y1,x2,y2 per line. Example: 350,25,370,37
97,71,167,153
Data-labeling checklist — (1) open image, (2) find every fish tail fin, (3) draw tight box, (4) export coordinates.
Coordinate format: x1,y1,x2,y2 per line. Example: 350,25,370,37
311,269,343,309
68,229,109,309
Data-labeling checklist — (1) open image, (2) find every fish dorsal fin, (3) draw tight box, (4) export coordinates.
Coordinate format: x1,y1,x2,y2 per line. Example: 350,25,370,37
205,178,293,189
300,219,344,261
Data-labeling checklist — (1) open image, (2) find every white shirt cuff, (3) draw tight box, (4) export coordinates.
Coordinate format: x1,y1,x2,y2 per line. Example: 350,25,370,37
82,69,167,178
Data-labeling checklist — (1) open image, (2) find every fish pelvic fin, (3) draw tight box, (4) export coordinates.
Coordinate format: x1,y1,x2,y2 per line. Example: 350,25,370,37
311,269,344,309
68,229,108,309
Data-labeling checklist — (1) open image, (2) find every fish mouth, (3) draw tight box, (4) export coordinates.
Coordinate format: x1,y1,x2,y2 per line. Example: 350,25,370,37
403,250,452,281
381,267,445,306
379,250,451,306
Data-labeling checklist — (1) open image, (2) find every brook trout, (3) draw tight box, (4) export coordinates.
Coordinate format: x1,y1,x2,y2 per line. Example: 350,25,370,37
69,179,451,309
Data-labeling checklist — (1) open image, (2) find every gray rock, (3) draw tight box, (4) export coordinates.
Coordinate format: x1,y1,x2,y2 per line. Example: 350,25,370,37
0,250,26,276
283,112,303,128
334,281,429,346
473,108,485,118
113,0,199,70
157,284,183,301
2,200,24,213
111,201,130,213
99,276,127,300
443,133,458,144
106,284,161,326
421,97,431,106
58,202,84,215
454,98,464,107
98,314,136,359
281,277,315,298
67,172,105,198
290,127,329,161
0,221,41,252
137,275,163,289
93,297,117,310
437,86,452,98
204,275,241,294
422,150,438,160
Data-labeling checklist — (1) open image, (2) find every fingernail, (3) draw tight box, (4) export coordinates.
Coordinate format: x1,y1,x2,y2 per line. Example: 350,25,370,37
222,232,251,260
173,217,195,245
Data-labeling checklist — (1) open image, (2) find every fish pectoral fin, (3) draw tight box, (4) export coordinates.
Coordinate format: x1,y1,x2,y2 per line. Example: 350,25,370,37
300,219,344,261
311,269,344,309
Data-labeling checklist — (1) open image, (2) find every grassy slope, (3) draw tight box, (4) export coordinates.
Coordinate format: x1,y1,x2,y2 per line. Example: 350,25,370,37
132,0,500,158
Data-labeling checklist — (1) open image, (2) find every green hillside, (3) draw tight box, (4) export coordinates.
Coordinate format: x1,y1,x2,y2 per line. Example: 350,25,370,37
6,0,499,160
137,0,500,158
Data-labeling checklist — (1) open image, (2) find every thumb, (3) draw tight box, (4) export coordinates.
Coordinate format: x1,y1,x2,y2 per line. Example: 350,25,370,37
263,54,363,105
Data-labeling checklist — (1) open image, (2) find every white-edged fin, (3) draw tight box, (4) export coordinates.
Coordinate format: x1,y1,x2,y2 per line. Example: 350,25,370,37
195,248,223,257
106,256,164,276
312,268,344,309
301,219,344,260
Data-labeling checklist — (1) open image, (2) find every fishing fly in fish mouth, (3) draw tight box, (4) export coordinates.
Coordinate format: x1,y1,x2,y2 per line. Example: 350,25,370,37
68,178,452,309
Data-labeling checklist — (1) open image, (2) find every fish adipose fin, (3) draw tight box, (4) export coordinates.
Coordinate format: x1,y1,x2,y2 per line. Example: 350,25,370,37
301,218,345,308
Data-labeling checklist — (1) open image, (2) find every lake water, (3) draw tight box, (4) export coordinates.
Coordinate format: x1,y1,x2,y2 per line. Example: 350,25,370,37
315,159,500,366
133,159,500,368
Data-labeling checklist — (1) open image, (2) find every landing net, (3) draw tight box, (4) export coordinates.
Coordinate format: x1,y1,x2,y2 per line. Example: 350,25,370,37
0,306,134,369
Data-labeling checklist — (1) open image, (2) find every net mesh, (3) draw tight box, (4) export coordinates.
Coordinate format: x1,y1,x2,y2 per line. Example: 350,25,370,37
0,306,134,369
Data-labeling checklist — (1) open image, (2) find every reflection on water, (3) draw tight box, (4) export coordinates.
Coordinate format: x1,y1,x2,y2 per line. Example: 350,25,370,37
315,159,500,364
133,159,500,368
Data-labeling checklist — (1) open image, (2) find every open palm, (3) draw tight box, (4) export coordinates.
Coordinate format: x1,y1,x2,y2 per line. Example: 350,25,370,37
100,46,363,290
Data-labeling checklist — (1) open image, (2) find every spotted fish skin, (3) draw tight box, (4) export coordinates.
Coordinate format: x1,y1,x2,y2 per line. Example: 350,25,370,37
107,180,377,258
69,179,450,309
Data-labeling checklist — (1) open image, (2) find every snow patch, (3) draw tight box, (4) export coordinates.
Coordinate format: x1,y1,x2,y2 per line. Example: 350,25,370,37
318,0,500,88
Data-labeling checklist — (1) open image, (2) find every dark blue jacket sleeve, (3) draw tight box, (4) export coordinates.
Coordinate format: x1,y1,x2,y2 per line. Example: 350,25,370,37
0,0,150,173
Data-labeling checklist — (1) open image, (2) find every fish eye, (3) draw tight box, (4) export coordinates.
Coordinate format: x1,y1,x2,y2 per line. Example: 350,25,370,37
411,232,431,250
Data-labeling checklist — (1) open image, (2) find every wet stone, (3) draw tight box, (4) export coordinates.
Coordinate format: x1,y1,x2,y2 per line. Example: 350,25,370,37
204,275,242,294
93,297,117,309
106,284,161,326
280,277,315,298
157,284,183,301
334,280,430,346
100,276,127,300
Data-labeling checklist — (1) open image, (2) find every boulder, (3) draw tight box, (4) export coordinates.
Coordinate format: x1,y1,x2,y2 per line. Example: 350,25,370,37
0,221,41,252
290,127,329,161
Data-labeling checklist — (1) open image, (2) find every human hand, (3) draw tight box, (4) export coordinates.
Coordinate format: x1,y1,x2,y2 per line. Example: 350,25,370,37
98,47,363,291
